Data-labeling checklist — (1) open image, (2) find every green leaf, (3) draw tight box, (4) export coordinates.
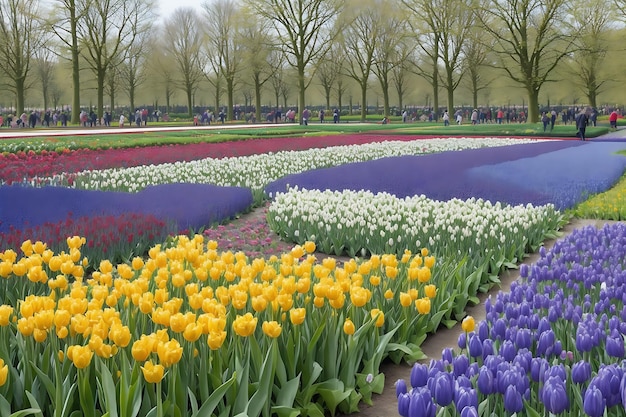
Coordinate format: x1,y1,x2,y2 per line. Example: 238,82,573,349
316,379,351,417
248,343,277,417
524,402,541,417
23,392,43,417
29,362,55,406
192,373,235,417
275,376,300,408
0,396,11,417
269,406,301,417
97,362,118,417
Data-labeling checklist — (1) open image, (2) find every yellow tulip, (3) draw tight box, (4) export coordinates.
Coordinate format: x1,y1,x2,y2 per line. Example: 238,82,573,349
207,330,227,350
183,323,203,343
415,298,431,315
370,309,385,327
251,296,268,313
385,266,398,279
424,255,436,269
420,248,429,257
262,321,282,338
304,241,316,253
20,240,34,256
417,267,431,283
131,336,153,362
232,313,258,337
141,360,165,384
384,289,394,299
0,305,13,326
131,257,144,270
399,292,412,308
68,345,93,369
350,287,370,307
343,318,355,335
313,296,325,308
109,324,131,347
424,285,437,299
462,316,475,333
157,340,183,367
0,358,7,386
289,308,306,325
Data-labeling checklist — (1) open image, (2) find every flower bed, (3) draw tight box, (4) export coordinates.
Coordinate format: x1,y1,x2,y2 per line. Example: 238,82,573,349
0,235,441,416
396,222,626,417
0,134,514,185
37,138,541,203
268,188,565,328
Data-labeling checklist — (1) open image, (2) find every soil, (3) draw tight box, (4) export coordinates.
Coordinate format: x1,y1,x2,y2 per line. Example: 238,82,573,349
223,209,617,417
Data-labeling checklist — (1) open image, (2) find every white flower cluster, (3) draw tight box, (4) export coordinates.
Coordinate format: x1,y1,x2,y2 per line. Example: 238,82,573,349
267,188,563,262
40,137,540,195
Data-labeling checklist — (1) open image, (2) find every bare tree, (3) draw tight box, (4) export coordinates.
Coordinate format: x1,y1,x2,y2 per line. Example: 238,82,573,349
33,41,57,113
316,45,343,111
463,11,491,110
162,8,206,117
49,0,88,123
120,31,151,114
568,0,615,109
248,0,344,119
403,0,441,119
0,0,45,115
77,0,156,118
239,9,274,122
203,0,244,121
341,0,381,121
372,3,410,116
476,0,575,122
147,38,177,114
391,41,414,111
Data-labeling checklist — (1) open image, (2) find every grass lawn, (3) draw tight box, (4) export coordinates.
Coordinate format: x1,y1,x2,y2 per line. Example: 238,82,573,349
0,122,610,153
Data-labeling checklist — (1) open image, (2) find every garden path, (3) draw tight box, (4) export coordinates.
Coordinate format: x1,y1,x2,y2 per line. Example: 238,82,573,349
224,206,617,417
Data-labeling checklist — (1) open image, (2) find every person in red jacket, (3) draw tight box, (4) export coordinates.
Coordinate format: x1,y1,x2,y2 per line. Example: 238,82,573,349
609,110,619,131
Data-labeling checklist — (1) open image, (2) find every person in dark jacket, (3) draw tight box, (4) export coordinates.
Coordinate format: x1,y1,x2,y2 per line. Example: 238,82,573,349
575,108,590,141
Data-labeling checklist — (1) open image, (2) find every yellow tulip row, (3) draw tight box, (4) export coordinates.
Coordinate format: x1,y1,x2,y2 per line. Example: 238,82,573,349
0,234,437,385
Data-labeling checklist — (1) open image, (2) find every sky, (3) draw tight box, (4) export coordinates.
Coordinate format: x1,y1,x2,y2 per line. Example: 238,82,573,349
156,0,203,22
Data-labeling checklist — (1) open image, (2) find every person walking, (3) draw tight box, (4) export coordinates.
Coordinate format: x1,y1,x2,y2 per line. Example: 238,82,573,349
443,110,450,126
609,110,619,131
575,108,590,141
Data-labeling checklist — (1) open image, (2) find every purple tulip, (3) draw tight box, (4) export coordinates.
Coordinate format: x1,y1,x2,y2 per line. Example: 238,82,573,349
504,385,523,413
537,329,555,356
477,321,489,342
442,348,454,364
398,393,410,417
457,333,467,350
454,386,478,411
606,332,625,358
572,361,591,384
395,379,408,397
491,318,507,340
409,363,428,388
531,358,549,383
468,334,483,359
460,406,478,417
431,372,454,407
540,376,570,414
408,387,436,417
499,340,516,362
583,385,606,417
515,328,532,350
477,366,494,395
482,339,494,359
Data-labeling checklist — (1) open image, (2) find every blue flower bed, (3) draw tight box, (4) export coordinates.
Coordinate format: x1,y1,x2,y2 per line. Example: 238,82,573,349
265,141,626,210
0,183,253,233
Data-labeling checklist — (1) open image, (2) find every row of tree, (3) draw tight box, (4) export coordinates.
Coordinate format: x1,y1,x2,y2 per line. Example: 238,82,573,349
0,0,623,124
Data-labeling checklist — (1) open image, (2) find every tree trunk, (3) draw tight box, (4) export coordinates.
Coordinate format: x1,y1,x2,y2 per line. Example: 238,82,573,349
129,84,135,117
447,83,454,117
255,81,262,123
186,86,193,117
16,77,25,116
360,82,367,122
433,71,439,121
226,77,234,121
298,62,306,124
382,80,390,117
71,8,80,125
526,87,539,123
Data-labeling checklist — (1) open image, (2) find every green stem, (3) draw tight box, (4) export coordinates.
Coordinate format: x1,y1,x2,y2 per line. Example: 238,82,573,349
156,381,163,417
